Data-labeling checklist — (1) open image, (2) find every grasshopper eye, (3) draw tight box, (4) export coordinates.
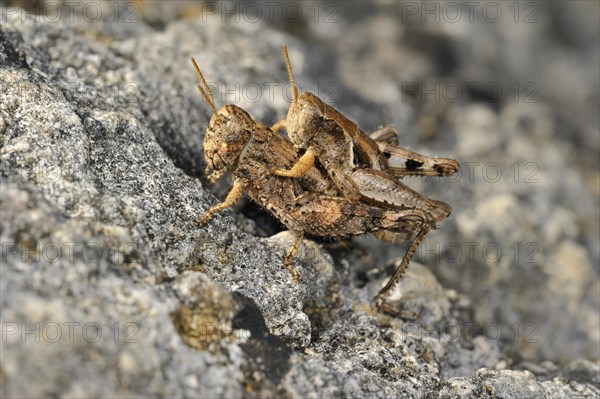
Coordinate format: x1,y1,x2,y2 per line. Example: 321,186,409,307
222,125,245,144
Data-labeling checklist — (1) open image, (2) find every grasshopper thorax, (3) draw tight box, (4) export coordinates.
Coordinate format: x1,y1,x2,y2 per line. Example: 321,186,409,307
204,105,254,182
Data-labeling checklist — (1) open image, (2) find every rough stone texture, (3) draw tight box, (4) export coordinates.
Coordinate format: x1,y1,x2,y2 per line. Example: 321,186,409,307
1,1,599,398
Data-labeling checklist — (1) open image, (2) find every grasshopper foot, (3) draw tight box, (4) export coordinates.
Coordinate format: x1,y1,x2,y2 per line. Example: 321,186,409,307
375,295,418,320
195,211,218,227
195,216,209,227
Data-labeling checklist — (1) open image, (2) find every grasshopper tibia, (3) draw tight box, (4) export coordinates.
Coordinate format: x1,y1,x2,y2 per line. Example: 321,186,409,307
375,226,431,318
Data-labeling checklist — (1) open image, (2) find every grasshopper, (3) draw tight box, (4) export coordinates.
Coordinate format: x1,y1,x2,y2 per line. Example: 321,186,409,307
192,58,452,316
268,45,459,304
271,45,459,195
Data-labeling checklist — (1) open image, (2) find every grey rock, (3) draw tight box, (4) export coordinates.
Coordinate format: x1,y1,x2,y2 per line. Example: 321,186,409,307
443,368,600,398
1,1,598,398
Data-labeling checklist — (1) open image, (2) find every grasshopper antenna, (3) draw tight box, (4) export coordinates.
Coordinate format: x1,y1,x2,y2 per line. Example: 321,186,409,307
282,44,298,103
191,57,217,113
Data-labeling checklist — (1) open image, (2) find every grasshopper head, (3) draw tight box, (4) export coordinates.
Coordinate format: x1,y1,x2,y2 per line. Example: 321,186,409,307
191,58,254,182
286,91,325,147
204,105,253,182
281,45,326,148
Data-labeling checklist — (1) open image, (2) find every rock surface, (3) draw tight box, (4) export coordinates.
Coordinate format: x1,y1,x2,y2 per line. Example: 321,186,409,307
1,1,598,397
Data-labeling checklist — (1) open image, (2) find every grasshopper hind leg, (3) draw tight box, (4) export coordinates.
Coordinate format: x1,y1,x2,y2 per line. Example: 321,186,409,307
375,226,431,318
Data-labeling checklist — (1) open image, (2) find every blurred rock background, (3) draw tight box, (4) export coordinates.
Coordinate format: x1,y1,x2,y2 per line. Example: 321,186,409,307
1,0,598,397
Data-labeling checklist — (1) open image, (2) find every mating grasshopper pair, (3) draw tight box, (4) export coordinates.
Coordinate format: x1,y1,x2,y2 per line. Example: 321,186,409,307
192,46,459,316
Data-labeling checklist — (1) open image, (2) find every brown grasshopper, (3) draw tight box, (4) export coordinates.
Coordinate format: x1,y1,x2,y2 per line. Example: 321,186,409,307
266,45,460,310
191,58,448,316
271,44,459,197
